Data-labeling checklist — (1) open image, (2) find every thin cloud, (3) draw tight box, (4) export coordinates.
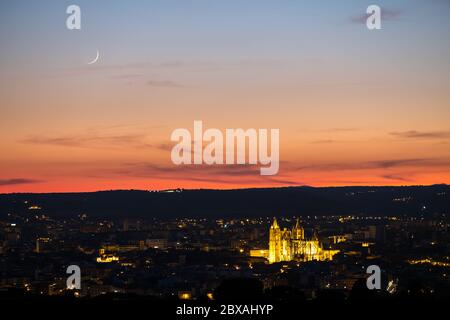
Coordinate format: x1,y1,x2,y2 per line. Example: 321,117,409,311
149,143,174,152
381,174,412,182
431,0,450,5
52,60,213,78
21,133,149,148
53,59,284,78
123,163,260,176
296,158,450,171
146,80,185,88
169,175,299,186
109,74,143,79
310,139,338,144
390,130,450,139
350,7,404,24
325,128,359,133
109,163,298,186
0,178,42,186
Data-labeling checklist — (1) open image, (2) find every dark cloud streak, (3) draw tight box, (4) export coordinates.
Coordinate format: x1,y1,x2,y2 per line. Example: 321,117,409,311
390,130,450,139
0,178,42,186
350,7,404,24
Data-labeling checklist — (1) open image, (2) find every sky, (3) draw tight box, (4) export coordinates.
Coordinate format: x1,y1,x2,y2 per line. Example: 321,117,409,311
1,0,450,193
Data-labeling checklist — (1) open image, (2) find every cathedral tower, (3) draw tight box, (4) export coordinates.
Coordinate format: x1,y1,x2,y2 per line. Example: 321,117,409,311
292,218,305,240
264,218,339,264
268,217,281,263
291,218,304,258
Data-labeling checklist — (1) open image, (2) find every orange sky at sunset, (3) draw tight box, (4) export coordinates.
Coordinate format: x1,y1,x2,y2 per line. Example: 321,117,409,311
1,1,449,193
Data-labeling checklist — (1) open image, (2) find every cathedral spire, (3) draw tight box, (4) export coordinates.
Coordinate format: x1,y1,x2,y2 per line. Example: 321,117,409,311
292,218,304,240
271,217,279,229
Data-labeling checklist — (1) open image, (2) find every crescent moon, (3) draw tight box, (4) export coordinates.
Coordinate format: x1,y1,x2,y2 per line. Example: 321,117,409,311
87,50,100,65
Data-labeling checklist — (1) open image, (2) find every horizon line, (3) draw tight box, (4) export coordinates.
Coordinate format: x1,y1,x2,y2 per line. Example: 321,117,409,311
1,183,448,196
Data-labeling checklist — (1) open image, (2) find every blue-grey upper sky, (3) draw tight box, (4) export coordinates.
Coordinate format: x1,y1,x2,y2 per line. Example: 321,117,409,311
1,0,449,71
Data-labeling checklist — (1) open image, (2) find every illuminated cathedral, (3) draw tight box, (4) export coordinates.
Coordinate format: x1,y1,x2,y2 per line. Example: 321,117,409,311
267,218,339,264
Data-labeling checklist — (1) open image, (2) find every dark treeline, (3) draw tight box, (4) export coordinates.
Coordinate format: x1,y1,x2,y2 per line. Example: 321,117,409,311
0,185,449,218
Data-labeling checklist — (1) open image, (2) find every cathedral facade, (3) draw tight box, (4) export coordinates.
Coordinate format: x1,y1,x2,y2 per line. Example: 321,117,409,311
268,218,339,264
